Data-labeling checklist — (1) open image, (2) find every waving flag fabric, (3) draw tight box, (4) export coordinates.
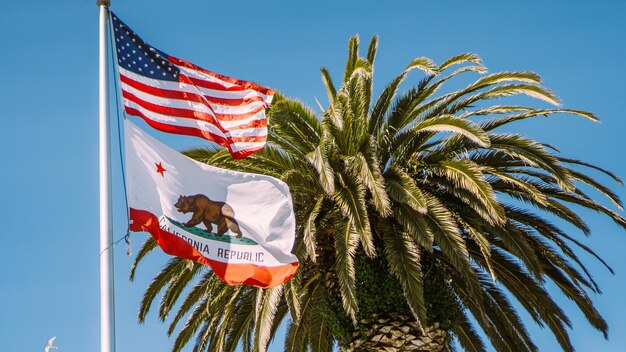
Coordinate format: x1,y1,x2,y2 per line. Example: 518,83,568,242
125,120,298,287
111,13,274,159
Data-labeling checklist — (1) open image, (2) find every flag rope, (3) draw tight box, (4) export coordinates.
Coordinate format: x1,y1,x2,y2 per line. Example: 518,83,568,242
99,233,132,258
107,13,132,250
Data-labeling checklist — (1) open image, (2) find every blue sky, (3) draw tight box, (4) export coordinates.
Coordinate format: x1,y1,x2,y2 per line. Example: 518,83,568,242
1,0,625,351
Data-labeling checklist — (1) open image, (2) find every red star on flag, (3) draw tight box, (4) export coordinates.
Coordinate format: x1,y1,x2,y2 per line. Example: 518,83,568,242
155,162,166,177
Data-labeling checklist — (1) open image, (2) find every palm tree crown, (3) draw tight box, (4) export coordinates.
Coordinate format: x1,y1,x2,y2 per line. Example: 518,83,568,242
130,35,626,352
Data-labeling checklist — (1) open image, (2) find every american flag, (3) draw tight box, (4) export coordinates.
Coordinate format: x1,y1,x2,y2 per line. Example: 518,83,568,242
111,12,274,159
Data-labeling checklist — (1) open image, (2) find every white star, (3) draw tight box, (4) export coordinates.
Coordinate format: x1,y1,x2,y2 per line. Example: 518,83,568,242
138,57,142,60
117,49,120,52
150,59,154,62
162,72,166,76
138,68,142,71
126,43,130,47
127,64,131,67
132,61,136,64
167,67,172,71
132,38,136,42
138,45,142,49
125,30,129,34
126,53,130,57
121,57,126,61
115,28,118,32
161,60,165,64
150,70,154,74
144,63,148,67
132,50,136,53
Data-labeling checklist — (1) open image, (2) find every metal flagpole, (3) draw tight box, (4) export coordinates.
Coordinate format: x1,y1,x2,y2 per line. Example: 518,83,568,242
97,1,116,352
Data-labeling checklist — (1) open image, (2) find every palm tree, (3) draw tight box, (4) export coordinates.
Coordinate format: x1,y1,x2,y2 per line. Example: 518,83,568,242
129,35,626,352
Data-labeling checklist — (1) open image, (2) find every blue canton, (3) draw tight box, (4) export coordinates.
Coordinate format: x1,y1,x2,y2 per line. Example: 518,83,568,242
111,13,180,82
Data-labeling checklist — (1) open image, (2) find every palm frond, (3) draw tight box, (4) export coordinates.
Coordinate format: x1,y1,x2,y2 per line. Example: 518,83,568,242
405,57,438,76
331,174,375,256
382,225,426,324
366,34,378,64
411,115,491,147
451,308,486,352
129,236,158,281
334,220,359,322
431,159,504,225
438,53,483,72
385,166,428,213
138,258,190,323
253,286,284,352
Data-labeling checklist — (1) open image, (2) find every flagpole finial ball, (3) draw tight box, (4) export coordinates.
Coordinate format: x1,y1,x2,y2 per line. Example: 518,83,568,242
96,0,110,7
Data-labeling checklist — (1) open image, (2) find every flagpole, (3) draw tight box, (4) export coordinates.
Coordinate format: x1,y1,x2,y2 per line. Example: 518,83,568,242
98,1,116,352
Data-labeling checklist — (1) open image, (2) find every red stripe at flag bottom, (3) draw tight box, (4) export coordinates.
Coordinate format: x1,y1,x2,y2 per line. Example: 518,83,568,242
130,208,298,288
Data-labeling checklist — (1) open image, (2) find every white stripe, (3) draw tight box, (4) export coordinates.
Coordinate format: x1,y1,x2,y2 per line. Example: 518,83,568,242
229,141,267,153
120,79,267,117
120,67,271,105
124,99,268,139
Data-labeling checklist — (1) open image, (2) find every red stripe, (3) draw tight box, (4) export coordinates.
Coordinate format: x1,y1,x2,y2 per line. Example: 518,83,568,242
129,208,298,288
124,106,265,159
169,56,275,97
121,73,267,108
122,90,269,128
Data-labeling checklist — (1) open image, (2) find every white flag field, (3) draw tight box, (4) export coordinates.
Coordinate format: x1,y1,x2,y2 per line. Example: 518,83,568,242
124,120,299,288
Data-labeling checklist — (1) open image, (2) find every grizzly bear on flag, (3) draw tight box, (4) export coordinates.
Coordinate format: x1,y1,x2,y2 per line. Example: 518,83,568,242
174,194,243,238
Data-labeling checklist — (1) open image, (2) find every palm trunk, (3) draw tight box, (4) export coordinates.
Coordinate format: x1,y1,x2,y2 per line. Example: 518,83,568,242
345,313,449,352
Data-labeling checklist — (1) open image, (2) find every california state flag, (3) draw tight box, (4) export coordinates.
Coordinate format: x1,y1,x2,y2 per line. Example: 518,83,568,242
125,120,299,288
